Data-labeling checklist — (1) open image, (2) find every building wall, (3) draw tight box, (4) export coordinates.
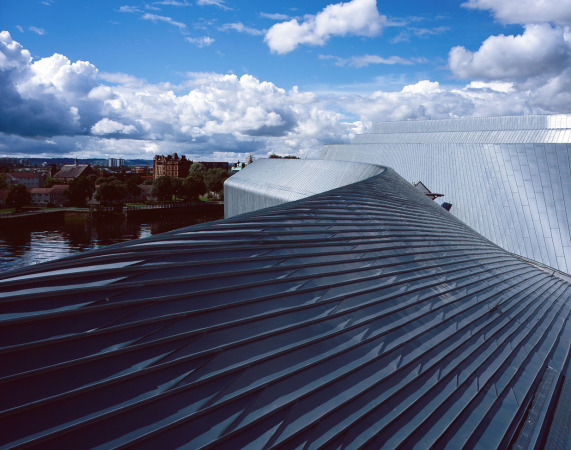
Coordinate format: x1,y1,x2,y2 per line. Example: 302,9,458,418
321,115,571,274
153,154,191,180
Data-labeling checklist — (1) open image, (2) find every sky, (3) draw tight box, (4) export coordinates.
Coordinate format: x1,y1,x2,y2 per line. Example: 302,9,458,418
1,0,571,162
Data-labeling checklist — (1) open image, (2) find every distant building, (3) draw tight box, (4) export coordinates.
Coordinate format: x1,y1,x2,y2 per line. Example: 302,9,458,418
108,158,125,168
6,172,46,189
54,164,97,182
30,185,68,206
153,153,191,180
200,161,230,171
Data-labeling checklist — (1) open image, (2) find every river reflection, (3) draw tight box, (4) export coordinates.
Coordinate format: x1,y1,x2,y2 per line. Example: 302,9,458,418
0,213,222,273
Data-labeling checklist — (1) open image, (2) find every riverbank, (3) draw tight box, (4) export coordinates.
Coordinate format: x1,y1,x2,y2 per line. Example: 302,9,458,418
0,202,224,228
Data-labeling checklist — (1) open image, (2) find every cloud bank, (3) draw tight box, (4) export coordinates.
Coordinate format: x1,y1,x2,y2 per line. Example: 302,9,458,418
462,0,571,25
3,0,571,163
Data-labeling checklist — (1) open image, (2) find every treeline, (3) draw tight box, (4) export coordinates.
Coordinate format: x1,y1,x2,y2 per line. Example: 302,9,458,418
150,163,229,203
0,163,230,210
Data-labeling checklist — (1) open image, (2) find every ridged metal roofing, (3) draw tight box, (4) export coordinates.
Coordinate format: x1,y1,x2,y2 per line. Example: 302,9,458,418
322,115,571,275
224,159,385,217
369,114,571,134
1,168,570,448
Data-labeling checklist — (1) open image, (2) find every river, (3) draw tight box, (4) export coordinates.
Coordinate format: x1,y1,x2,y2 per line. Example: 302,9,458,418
0,212,223,274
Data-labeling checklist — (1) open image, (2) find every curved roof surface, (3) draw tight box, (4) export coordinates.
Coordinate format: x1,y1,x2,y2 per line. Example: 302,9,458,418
322,114,571,275
224,158,385,217
1,168,570,448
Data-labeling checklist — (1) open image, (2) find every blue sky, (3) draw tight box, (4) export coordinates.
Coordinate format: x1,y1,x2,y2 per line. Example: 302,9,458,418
1,0,570,161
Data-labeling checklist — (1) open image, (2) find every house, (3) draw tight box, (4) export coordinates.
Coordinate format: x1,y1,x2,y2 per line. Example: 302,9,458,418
30,185,69,206
54,164,97,182
6,171,46,189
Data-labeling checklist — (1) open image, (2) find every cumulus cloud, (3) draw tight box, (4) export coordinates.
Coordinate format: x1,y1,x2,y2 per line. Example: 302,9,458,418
265,0,386,54
91,118,137,135
462,0,571,25
3,28,571,162
336,79,536,122
449,24,571,81
0,32,356,160
0,31,98,137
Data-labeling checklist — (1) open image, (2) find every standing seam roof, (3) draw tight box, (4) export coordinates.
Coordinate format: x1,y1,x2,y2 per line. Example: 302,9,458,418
0,168,570,449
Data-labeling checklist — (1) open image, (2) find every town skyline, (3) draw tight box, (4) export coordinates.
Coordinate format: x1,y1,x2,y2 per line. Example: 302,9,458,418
1,0,571,161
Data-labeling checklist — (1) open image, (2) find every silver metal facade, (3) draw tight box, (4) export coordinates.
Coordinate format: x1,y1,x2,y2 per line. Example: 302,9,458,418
2,168,570,448
224,158,385,217
322,115,571,275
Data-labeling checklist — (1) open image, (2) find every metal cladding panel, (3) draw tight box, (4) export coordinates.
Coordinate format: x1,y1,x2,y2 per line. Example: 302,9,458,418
369,114,571,134
322,139,571,275
0,168,570,449
224,158,385,217
353,129,571,144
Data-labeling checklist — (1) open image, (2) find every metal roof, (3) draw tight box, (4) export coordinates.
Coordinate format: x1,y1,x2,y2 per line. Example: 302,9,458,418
224,159,385,217
0,167,570,448
322,114,571,275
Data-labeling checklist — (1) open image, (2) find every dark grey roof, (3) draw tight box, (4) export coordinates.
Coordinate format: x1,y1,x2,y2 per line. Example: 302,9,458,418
0,168,570,448
53,164,93,179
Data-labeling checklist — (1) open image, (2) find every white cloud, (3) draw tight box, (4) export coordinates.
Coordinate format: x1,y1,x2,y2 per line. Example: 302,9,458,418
219,22,265,36
91,118,137,135
119,5,142,13
265,0,386,54
336,79,535,122
185,36,215,47
449,24,571,81
260,12,292,21
29,27,46,35
321,53,426,68
153,0,190,5
391,26,448,43
197,0,231,10
141,13,187,31
3,30,571,161
462,0,571,25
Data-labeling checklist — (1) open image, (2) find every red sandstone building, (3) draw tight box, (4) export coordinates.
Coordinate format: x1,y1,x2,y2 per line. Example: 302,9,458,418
153,153,191,180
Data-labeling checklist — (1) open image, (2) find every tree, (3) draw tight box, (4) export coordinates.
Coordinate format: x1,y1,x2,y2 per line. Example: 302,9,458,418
44,177,64,188
183,172,206,201
171,177,184,200
204,168,229,194
95,180,127,206
188,162,206,174
269,154,300,159
151,176,175,203
6,184,31,211
87,174,98,190
0,173,8,189
125,176,142,202
65,176,93,207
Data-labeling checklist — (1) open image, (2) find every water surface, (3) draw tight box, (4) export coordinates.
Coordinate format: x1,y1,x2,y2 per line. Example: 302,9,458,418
0,213,221,273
